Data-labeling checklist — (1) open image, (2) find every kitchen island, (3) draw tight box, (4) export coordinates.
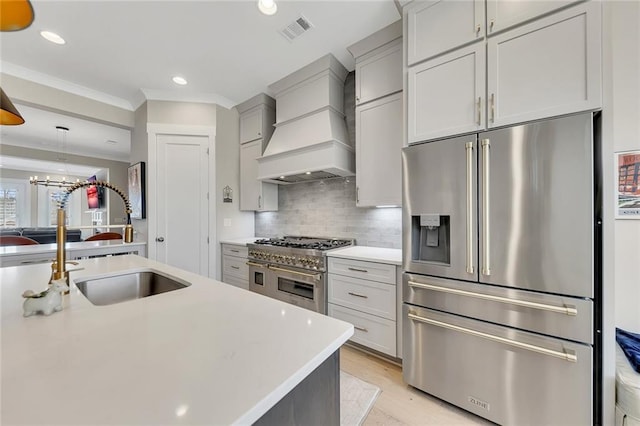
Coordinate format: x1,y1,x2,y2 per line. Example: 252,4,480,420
0,240,147,267
1,255,353,425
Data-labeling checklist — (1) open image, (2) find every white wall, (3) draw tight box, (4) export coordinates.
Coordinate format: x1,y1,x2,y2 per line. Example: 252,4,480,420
602,2,640,424
215,105,255,280
607,1,640,332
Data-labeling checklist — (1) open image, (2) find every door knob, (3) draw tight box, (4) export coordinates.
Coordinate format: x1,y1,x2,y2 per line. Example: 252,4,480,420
156,237,165,242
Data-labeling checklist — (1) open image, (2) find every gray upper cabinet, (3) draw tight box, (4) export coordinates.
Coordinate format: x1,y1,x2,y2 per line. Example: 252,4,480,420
408,42,485,144
239,94,276,145
406,0,484,66
349,20,403,207
239,108,263,144
237,94,278,211
355,40,402,106
486,0,581,36
487,2,602,128
405,0,602,143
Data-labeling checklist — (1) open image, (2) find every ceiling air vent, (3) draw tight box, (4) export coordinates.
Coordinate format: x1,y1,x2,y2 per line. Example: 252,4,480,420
280,15,313,42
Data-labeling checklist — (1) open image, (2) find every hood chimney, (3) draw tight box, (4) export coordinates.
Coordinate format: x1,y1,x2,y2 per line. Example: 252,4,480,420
258,54,354,184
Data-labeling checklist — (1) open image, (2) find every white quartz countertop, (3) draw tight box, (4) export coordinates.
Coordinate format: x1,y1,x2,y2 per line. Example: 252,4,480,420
219,237,259,246
327,246,402,265
0,240,146,257
1,255,353,425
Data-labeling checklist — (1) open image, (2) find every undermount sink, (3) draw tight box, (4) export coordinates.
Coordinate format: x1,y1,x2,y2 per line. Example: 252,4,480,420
74,270,190,306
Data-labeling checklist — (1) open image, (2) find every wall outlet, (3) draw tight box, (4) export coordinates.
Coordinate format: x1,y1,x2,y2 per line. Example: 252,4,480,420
224,218,232,227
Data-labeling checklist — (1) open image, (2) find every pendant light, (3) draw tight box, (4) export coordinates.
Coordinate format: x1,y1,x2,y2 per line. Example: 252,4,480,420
0,0,35,31
30,126,79,188
1,0,34,125
0,87,25,125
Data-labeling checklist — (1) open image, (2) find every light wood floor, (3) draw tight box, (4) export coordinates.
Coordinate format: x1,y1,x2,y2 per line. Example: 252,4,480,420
340,345,494,426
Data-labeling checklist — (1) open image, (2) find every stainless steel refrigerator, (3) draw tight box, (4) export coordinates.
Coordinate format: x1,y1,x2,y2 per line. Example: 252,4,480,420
402,112,602,425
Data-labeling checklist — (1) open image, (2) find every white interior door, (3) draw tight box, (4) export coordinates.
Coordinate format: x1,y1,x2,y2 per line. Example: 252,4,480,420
156,134,210,276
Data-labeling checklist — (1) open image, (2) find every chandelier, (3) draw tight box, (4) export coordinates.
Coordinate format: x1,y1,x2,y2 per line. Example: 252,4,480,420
29,126,80,188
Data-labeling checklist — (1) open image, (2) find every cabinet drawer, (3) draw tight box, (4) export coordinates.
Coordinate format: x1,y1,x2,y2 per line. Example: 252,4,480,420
222,245,248,258
328,274,395,321
328,257,395,284
328,303,396,357
223,255,248,279
223,274,249,290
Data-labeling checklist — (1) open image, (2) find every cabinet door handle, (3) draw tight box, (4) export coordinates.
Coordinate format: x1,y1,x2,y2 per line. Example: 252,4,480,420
156,237,165,242
356,186,360,204
490,93,495,123
348,292,369,299
230,249,240,253
489,20,495,32
354,326,369,333
348,267,368,273
258,195,262,209
476,24,481,35
230,265,240,270
476,96,481,126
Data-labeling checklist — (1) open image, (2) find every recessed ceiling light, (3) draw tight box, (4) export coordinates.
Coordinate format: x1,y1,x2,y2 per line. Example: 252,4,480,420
258,0,277,16
40,30,65,45
172,76,187,86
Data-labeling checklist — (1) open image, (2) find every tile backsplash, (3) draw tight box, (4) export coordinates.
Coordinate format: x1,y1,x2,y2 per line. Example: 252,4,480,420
254,178,402,248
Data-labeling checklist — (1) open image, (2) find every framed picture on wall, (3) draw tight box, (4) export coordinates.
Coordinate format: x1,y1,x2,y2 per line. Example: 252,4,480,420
616,150,640,219
128,162,145,219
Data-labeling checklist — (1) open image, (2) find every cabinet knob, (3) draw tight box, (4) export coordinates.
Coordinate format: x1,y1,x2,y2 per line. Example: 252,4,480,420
476,24,481,35
356,96,360,103
156,237,165,242
258,132,261,136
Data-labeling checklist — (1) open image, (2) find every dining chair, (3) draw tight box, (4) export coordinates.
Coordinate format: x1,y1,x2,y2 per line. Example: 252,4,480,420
0,235,40,246
84,232,123,241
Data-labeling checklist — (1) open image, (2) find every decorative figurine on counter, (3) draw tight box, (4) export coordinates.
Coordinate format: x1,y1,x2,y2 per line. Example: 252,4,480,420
22,278,69,317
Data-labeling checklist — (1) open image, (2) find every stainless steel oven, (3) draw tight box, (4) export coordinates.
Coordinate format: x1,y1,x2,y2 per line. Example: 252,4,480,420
247,236,354,314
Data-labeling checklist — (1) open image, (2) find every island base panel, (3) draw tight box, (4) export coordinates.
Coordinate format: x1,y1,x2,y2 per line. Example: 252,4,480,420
254,350,340,425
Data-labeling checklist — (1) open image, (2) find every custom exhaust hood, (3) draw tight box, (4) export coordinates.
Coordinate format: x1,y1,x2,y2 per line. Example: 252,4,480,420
258,54,354,184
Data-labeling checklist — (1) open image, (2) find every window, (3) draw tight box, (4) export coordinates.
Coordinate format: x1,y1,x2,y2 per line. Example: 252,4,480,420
0,188,18,227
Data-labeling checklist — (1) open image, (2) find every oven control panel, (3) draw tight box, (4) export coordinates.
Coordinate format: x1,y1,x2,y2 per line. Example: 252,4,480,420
248,250,323,270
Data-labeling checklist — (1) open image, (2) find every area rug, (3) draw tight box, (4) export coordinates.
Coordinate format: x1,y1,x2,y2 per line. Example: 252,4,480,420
340,371,381,426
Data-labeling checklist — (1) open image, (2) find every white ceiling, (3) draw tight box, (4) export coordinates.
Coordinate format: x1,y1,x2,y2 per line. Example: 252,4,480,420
0,0,400,170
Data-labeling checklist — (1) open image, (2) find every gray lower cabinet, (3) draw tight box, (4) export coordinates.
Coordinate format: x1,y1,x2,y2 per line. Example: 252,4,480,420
327,257,398,358
221,243,249,290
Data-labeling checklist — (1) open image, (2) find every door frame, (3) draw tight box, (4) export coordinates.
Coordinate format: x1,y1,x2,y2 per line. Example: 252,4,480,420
147,123,216,278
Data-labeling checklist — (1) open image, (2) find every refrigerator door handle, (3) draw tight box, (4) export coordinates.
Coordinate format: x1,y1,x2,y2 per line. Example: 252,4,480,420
465,141,475,274
481,139,491,276
407,281,578,316
407,311,578,362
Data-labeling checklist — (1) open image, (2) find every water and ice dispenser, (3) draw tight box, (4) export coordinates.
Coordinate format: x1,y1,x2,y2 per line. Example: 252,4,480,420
411,214,450,265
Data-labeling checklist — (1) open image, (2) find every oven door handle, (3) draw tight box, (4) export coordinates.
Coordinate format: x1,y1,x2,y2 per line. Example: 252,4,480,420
246,261,266,268
267,265,321,280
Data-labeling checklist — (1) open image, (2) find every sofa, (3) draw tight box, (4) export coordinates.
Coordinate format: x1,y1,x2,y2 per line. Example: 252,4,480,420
0,228,82,244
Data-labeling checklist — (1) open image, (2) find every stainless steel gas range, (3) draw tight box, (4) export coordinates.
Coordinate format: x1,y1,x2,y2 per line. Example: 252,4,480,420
247,236,354,314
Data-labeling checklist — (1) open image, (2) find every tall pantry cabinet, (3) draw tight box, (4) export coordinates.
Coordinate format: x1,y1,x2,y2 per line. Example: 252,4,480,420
404,0,602,143
237,94,278,211
349,20,404,207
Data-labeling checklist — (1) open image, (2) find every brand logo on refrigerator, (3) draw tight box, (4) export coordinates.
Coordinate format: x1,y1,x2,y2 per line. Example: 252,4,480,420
468,396,490,411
